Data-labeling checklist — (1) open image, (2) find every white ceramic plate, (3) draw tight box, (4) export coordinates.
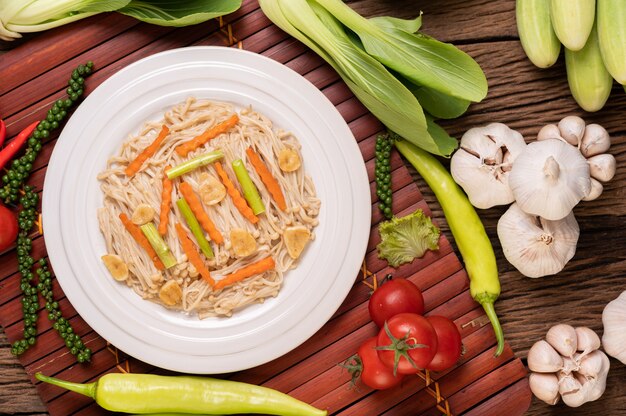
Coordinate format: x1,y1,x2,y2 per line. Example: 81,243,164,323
42,46,370,374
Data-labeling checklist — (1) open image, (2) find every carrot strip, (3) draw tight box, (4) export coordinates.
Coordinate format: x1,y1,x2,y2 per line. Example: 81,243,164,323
158,165,173,236
175,114,239,157
125,125,170,177
214,256,275,291
246,147,287,211
214,162,259,224
119,213,164,270
179,182,224,245
175,223,215,287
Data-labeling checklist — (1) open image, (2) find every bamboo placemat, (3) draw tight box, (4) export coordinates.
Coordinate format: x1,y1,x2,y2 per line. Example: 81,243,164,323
0,2,531,414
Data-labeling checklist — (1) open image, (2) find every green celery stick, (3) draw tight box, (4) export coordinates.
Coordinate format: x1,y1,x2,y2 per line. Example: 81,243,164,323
167,149,224,179
232,159,265,215
176,198,214,258
139,223,177,269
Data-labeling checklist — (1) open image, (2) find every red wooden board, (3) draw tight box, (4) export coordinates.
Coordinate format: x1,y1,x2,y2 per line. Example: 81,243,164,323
0,2,531,415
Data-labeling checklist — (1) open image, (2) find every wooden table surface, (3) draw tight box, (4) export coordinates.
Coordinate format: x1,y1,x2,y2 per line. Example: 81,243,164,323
1,0,625,415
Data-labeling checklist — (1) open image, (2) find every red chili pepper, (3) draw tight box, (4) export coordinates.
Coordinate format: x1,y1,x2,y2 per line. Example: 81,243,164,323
0,119,6,147
0,120,39,170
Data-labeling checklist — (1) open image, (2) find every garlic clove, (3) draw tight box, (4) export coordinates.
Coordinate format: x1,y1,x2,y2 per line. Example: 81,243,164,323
578,350,607,381
546,324,578,357
557,371,581,395
582,178,603,202
560,379,587,408
557,116,586,146
509,139,591,220
580,124,611,157
527,339,564,372
585,350,610,402
529,372,560,405
574,327,601,359
587,153,616,182
450,123,526,209
602,291,626,364
537,124,564,142
497,203,579,278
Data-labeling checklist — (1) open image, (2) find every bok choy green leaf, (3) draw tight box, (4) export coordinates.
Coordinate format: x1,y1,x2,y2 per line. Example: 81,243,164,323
315,0,487,102
259,0,488,156
0,0,240,41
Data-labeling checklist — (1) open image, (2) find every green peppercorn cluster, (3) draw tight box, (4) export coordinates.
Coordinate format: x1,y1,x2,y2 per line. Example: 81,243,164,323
8,62,94,362
11,187,91,361
375,133,393,219
0,61,93,205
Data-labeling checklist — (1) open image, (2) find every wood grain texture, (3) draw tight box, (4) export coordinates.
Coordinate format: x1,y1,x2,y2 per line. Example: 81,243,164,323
1,0,624,415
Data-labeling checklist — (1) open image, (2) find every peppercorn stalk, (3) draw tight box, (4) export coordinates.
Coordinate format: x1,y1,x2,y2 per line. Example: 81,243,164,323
7,62,94,362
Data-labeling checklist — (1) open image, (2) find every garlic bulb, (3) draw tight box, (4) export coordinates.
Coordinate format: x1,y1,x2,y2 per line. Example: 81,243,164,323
528,325,609,408
509,139,591,220
602,291,626,364
450,123,527,209
497,203,579,278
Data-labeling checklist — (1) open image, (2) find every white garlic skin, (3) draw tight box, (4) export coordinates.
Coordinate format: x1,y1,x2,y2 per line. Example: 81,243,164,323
602,290,626,364
451,123,526,209
497,203,579,278
546,324,578,357
529,372,560,405
580,124,611,157
558,116,586,146
587,153,616,182
509,139,591,220
527,339,564,373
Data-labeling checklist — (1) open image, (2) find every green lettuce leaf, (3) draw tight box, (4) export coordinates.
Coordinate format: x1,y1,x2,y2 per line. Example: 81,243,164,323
118,0,242,27
377,209,440,268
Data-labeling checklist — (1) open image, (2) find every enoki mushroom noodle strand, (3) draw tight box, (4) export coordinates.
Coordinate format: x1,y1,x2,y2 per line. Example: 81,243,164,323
97,97,320,318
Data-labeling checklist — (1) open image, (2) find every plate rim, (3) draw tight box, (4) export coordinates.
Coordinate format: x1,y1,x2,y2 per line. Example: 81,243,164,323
42,46,371,373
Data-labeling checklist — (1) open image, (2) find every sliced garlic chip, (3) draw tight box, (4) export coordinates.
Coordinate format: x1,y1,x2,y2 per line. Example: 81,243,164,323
278,148,301,172
199,172,226,205
131,203,155,225
101,254,129,281
230,228,257,257
159,280,182,306
283,225,311,259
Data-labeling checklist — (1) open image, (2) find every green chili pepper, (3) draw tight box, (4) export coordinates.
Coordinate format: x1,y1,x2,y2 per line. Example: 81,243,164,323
35,372,326,415
395,139,504,356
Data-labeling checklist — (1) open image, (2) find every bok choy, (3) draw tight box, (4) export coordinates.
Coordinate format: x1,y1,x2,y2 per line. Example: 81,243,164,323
0,0,241,41
259,0,488,156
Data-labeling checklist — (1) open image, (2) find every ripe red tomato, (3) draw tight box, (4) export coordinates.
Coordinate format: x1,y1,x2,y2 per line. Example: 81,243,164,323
426,316,463,372
0,203,17,252
353,337,404,390
368,277,424,328
376,313,438,374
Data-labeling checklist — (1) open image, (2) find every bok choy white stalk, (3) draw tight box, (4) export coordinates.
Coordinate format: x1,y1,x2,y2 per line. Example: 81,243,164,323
259,0,488,157
0,0,241,41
